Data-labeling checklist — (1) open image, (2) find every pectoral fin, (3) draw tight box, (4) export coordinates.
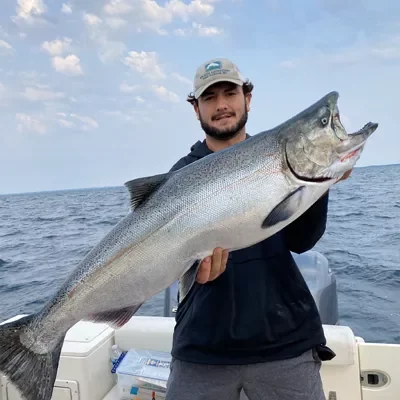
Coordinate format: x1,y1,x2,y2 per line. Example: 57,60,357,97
262,186,305,228
178,261,202,303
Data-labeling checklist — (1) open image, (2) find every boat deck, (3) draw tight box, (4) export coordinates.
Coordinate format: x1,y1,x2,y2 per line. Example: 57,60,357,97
1,315,399,400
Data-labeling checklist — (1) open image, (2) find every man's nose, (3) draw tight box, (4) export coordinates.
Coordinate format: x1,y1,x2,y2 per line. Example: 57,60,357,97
215,95,228,111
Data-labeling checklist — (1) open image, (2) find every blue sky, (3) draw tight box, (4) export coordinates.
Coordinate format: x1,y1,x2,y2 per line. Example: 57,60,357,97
0,0,399,194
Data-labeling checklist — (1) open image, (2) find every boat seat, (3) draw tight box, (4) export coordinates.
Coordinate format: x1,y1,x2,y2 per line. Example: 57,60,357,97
115,316,358,364
114,316,359,367
114,316,363,399
114,316,176,353
321,324,358,366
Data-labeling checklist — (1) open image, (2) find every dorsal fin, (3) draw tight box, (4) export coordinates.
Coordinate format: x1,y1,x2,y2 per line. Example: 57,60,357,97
124,172,171,210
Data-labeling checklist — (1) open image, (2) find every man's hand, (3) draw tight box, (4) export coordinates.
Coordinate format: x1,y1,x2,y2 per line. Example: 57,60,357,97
196,247,229,284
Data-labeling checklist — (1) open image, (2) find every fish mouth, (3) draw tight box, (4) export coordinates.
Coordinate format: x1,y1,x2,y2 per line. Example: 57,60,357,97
336,122,378,158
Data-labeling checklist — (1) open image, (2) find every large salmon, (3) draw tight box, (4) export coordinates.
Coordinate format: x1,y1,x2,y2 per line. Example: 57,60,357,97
0,91,378,400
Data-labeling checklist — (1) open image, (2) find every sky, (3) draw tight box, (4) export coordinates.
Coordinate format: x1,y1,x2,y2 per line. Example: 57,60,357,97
0,0,399,194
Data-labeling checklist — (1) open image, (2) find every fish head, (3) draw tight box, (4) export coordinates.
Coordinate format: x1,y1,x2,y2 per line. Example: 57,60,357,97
283,91,378,183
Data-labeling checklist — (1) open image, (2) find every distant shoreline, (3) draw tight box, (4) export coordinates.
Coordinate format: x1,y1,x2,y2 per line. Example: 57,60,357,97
1,163,399,197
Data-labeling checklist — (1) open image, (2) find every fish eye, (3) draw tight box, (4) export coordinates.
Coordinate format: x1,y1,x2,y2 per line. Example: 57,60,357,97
321,117,329,126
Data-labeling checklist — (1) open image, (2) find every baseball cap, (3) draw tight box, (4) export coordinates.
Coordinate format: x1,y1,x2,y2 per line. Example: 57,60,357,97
193,58,246,99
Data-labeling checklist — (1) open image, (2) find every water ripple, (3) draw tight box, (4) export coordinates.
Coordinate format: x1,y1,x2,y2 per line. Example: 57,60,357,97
0,166,399,345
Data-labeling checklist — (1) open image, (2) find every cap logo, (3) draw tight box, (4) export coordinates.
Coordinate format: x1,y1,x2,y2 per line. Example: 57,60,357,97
194,59,244,96
205,61,222,71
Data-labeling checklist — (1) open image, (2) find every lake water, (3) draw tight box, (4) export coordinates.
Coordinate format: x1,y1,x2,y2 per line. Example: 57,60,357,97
0,164,399,344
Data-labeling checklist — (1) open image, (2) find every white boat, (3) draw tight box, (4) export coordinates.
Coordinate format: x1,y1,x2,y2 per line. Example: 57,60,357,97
1,251,399,400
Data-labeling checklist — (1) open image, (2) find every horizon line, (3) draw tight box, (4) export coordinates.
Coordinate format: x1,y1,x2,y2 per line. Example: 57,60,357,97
1,162,399,197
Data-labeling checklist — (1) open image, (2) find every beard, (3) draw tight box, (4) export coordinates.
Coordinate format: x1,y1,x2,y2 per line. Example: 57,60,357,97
199,107,248,141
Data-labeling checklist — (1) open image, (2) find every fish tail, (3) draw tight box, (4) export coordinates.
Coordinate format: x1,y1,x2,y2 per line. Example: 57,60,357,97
0,314,65,400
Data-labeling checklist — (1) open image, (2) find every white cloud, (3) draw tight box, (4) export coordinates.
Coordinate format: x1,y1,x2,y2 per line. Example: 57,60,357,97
279,60,297,69
83,13,102,26
58,118,75,128
0,82,16,105
104,0,134,15
0,40,13,50
31,83,49,89
167,0,214,22
325,49,364,66
103,0,215,34
192,22,223,36
16,113,47,134
152,85,180,103
135,96,145,103
123,51,165,79
104,110,136,122
106,17,127,29
133,0,171,34
18,70,46,84
70,113,99,130
171,72,192,86
0,39,14,56
103,108,154,124
173,28,187,36
173,22,223,37
371,45,400,61
16,0,47,21
292,34,400,67
54,112,98,130
41,38,72,56
82,15,126,63
23,87,65,101
61,3,72,14
52,55,83,76
97,38,127,63
332,38,400,65
0,26,9,38
120,82,141,93
0,82,7,103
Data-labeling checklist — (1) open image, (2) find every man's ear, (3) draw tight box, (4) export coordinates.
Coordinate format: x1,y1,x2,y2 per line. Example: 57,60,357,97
193,102,200,120
245,93,252,112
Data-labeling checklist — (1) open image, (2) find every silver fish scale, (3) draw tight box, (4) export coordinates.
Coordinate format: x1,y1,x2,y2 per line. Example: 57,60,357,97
76,164,289,319
145,131,282,211
73,135,290,306
33,132,288,337
29,130,330,350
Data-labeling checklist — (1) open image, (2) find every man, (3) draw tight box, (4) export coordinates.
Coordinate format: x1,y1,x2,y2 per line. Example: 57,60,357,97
165,58,350,400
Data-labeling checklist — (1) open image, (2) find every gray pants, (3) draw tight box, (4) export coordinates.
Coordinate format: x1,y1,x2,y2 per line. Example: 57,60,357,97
165,349,326,400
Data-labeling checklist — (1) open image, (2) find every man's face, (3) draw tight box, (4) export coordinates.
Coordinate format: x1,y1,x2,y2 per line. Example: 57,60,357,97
194,82,251,140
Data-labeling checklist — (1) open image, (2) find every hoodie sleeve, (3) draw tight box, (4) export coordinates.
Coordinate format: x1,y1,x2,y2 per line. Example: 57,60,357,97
282,190,329,254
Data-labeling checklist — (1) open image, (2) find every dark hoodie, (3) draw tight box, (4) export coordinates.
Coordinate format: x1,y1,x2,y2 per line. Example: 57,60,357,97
169,137,330,365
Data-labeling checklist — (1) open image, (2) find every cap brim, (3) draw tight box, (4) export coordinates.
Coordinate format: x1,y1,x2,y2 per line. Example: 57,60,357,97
194,78,244,99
